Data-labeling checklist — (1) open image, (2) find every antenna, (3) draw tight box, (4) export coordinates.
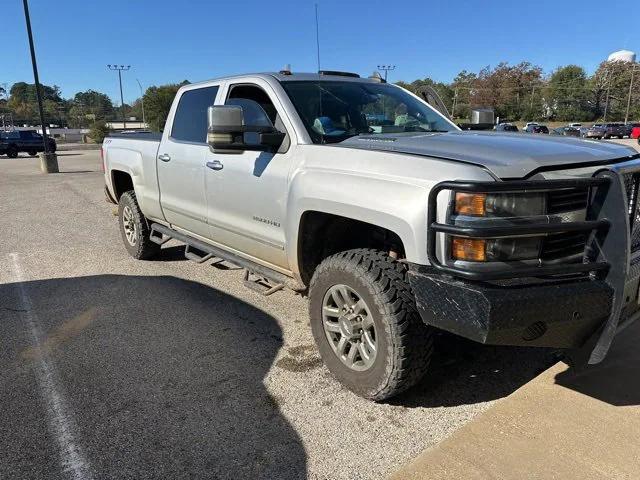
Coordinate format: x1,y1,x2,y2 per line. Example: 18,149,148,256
315,4,321,71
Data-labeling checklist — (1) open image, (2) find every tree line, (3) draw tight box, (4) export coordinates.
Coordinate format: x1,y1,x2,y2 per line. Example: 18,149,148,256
0,80,189,134
397,60,638,122
1,59,637,139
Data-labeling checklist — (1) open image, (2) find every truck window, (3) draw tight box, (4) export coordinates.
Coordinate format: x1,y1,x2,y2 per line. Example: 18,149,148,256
171,86,219,143
227,84,278,125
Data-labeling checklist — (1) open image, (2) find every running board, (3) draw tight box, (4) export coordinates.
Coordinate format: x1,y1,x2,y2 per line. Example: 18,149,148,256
150,223,290,293
243,269,285,296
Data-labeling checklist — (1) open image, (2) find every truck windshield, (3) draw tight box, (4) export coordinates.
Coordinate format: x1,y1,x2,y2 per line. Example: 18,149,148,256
281,81,457,144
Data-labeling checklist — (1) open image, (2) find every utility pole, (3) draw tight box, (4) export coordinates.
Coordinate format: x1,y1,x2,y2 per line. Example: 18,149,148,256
451,88,458,119
22,0,58,173
377,65,396,82
136,78,146,128
625,63,637,124
603,65,612,122
530,85,536,111
108,64,130,129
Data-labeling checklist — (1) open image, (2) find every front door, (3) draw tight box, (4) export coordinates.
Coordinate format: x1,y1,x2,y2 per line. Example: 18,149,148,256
204,81,293,269
157,85,220,238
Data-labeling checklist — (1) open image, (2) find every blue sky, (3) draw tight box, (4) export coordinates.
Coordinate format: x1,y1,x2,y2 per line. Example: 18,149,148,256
4,0,637,104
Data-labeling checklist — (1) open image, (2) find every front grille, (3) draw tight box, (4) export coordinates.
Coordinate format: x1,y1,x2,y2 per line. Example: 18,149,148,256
540,231,588,261
622,172,640,252
547,188,589,214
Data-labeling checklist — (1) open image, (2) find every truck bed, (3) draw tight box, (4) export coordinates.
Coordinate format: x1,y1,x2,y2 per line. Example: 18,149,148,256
107,132,162,141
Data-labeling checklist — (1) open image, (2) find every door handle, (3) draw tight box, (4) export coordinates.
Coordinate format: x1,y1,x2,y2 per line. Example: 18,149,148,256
206,160,224,171
158,153,171,162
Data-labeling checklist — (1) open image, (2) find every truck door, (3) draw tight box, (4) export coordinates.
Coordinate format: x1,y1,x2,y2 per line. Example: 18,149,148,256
157,85,220,238
204,81,293,270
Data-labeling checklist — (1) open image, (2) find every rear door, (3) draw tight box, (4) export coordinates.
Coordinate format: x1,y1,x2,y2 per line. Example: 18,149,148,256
157,84,221,238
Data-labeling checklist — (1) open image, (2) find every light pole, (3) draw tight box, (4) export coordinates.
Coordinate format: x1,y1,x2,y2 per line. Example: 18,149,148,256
22,0,58,173
136,78,146,128
108,64,130,129
625,63,638,125
377,65,396,82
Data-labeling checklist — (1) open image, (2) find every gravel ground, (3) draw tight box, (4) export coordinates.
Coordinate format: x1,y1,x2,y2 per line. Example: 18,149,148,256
0,151,553,480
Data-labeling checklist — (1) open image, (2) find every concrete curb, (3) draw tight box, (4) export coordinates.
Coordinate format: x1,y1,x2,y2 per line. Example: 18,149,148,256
391,322,640,479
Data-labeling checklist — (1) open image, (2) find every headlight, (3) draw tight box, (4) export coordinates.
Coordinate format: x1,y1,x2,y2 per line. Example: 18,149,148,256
454,193,545,217
451,237,542,262
451,192,546,262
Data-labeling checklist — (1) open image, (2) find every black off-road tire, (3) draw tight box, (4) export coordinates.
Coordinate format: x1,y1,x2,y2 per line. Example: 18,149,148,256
28,150,37,157
309,248,433,401
118,190,160,260
7,146,18,158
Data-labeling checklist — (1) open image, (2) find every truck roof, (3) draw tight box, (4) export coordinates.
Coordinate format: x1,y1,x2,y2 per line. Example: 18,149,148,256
187,72,384,88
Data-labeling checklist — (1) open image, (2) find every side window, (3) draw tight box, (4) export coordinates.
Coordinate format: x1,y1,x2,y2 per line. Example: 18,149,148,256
171,85,219,143
226,85,278,125
226,98,272,127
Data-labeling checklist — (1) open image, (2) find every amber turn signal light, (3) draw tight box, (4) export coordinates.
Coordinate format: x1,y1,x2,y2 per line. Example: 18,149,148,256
451,237,486,262
454,192,486,216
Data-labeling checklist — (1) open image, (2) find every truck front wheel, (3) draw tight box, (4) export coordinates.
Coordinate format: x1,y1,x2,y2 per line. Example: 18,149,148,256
118,191,160,260
309,249,433,401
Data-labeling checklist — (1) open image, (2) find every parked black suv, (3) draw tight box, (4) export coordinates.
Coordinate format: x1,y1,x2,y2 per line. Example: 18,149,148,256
524,124,549,134
602,123,626,139
0,130,57,158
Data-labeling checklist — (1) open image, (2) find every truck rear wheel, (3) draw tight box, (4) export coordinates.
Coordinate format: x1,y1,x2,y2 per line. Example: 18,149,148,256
118,191,160,260
7,146,18,158
308,249,433,401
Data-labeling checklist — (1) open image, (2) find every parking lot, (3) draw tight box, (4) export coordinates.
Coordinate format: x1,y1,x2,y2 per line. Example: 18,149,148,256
0,144,636,479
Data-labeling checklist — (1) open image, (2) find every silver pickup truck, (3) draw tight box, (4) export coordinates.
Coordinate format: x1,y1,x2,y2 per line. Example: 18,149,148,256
103,70,640,400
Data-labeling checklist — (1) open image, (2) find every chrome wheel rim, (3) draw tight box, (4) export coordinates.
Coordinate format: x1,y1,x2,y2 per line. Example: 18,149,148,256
122,206,138,246
322,284,377,371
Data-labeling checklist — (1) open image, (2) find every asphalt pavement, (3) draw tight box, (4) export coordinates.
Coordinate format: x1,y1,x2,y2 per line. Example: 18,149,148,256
0,150,561,479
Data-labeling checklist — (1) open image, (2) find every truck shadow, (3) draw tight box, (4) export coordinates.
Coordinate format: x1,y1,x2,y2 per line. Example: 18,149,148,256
554,321,640,407
392,333,558,408
0,275,306,479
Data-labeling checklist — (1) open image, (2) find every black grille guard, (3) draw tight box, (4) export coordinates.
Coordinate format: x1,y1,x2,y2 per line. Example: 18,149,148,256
427,168,637,364
427,177,612,281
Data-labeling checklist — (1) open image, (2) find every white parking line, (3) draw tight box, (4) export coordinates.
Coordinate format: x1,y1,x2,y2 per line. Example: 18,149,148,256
8,253,94,480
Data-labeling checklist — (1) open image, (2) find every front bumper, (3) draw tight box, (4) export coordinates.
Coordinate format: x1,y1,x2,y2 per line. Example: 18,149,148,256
408,266,624,349
420,159,640,361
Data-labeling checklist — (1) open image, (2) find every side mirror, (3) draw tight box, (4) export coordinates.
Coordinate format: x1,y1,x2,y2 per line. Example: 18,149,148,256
207,105,285,153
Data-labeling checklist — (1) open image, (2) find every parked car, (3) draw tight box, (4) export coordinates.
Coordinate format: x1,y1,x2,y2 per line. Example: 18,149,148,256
585,124,606,139
0,129,57,158
495,123,518,132
631,124,640,139
524,124,549,134
551,126,581,137
568,123,582,129
523,122,539,130
103,70,640,400
602,123,626,139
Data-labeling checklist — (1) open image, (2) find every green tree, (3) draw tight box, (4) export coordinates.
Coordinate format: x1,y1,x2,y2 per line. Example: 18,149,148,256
470,62,544,121
450,70,477,120
89,120,110,143
68,90,115,127
143,80,189,131
591,60,638,121
545,65,591,121
7,82,64,124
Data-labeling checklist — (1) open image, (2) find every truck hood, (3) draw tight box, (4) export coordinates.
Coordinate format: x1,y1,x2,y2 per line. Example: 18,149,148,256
336,131,638,178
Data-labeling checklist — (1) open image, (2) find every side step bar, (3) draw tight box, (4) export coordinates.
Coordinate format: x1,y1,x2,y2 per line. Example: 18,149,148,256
149,223,289,295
